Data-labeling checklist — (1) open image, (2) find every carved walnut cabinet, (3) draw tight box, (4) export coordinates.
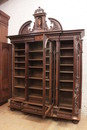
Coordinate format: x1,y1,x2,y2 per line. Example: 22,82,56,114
8,7,84,123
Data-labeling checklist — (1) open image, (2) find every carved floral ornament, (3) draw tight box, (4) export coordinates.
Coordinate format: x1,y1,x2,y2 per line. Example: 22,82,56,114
74,36,80,115
19,7,63,34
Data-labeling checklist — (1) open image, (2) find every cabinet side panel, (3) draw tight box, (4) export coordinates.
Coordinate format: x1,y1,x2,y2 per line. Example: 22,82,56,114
0,44,2,102
8,44,12,98
2,44,9,101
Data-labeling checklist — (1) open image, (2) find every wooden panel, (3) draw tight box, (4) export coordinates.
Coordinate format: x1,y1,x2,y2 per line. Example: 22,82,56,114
0,10,10,42
35,35,43,41
0,43,12,105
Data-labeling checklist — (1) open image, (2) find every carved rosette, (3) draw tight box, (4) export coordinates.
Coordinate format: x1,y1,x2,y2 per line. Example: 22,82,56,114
74,36,80,115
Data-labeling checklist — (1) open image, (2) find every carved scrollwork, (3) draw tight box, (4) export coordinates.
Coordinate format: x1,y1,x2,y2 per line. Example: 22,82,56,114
74,79,79,96
19,20,32,34
74,78,80,114
18,7,63,34
48,18,63,31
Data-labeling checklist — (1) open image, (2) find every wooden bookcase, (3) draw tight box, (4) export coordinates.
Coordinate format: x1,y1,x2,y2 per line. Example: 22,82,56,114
8,7,84,123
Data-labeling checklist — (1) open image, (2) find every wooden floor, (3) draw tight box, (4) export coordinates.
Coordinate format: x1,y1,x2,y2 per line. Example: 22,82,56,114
0,103,87,130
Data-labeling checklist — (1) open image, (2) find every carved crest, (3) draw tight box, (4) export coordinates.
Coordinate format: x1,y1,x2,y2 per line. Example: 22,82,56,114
19,7,63,34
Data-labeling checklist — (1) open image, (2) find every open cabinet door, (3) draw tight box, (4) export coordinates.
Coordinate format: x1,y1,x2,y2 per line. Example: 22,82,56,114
0,43,12,105
43,36,55,118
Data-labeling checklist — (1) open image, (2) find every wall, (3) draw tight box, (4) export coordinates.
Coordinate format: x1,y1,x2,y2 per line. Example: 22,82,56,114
0,0,87,115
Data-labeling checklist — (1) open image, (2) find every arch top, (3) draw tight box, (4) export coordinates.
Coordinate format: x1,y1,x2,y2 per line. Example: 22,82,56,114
19,7,63,35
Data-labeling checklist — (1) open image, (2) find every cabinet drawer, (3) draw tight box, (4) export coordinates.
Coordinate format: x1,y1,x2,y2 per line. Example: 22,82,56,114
10,100,23,110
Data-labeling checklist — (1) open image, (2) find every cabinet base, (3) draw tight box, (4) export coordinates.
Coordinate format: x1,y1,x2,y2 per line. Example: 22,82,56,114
9,98,80,123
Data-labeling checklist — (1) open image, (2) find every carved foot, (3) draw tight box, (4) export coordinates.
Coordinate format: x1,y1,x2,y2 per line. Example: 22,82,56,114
10,108,15,111
53,118,59,121
72,120,79,124
23,112,27,115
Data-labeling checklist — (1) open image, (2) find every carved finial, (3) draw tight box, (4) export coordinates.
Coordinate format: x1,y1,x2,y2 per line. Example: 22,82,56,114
34,7,45,14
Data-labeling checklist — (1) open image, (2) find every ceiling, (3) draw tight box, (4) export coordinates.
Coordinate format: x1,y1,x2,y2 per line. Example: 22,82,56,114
0,0,8,5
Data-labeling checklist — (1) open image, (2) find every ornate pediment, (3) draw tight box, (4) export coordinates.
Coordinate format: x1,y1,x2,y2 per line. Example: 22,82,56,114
19,7,63,34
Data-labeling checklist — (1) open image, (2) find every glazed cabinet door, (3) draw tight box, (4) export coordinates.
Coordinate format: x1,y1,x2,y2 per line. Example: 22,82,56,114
25,35,54,117
56,39,74,116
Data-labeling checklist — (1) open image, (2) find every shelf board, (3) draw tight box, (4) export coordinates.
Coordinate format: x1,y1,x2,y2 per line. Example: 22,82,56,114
46,71,49,73
46,48,50,51
60,56,73,58
28,66,43,69
15,61,25,64
29,59,43,61
11,97,25,102
14,86,25,89
29,86,49,90
46,87,50,90
15,67,25,70
25,101,43,106
46,79,49,81
60,71,73,74
14,76,25,78
29,94,43,99
59,88,73,92
60,80,73,83
29,86,43,90
59,103,72,110
60,64,73,66
29,50,43,53
15,55,25,57
15,49,25,51
29,77,43,80
46,64,49,66
60,47,73,50
46,56,50,58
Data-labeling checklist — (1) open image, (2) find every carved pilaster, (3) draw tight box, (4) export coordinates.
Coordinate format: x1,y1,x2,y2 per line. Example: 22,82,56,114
74,36,80,115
